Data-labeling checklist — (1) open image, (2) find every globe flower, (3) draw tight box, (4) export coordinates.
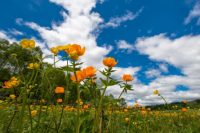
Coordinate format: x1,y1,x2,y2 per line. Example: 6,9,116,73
128,106,131,109
57,44,71,51
57,99,62,103
120,74,134,81
51,47,59,54
147,108,151,111
20,39,35,49
125,118,130,122
55,87,65,93
182,108,187,112
76,99,82,103
2,77,20,89
70,71,86,83
10,94,16,99
66,44,86,56
124,109,128,112
68,51,79,61
142,106,145,110
41,99,45,103
153,90,158,95
182,100,187,103
83,66,98,78
31,110,37,116
84,105,88,109
142,111,147,115
103,57,118,67
27,63,39,69
135,100,137,103
80,101,83,105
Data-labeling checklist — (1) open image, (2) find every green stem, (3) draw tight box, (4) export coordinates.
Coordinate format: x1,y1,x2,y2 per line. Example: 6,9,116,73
73,61,80,133
158,94,169,110
92,76,108,133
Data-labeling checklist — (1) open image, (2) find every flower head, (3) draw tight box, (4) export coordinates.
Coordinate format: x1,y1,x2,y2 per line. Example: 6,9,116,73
2,77,20,89
124,109,128,112
31,110,37,116
55,87,65,93
120,74,134,81
128,106,131,109
57,99,62,103
68,51,79,61
182,108,187,112
103,57,118,67
125,118,130,122
153,90,158,95
142,111,147,115
51,47,59,54
182,100,187,103
57,44,71,51
20,39,35,49
84,105,88,109
66,44,85,56
83,66,98,78
10,94,16,99
70,71,86,83
27,63,39,69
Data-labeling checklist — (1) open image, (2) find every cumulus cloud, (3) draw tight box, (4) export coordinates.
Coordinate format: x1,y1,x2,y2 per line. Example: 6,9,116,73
145,69,161,78
8,29,23,36
184,2,200,25
159,64,168,73
100,7,143,28
115,40,135,54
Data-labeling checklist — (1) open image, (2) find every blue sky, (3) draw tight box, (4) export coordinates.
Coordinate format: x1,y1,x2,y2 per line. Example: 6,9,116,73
1,0,200,106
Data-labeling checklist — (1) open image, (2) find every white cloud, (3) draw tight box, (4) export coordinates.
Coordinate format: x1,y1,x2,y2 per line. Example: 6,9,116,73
0,30,18,43
100,7,143,28
145,69,161,78
159,64,168,73
115,40,135,54
8,29,23,36
99,0,107,4
15,18,23,26
184,2,200,25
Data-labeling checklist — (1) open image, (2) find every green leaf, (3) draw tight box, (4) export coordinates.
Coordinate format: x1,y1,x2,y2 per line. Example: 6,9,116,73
107,79,122,86
100,77,108,85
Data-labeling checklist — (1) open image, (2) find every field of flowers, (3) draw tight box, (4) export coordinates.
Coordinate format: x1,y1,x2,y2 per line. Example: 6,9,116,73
1,39,200,133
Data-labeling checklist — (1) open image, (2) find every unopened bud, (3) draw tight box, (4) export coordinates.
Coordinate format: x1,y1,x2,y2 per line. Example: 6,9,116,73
11,53,17,57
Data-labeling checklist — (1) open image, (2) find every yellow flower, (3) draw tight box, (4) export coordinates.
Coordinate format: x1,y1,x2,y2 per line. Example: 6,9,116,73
182,100,187,103
20,39,35,49
27,63,39,69
57,44,71,51
51,47,59,54
10,94,16,99
153,90,158,95
80,101,83,105
68,51,79,61
0,100,3,104
31,110,37,116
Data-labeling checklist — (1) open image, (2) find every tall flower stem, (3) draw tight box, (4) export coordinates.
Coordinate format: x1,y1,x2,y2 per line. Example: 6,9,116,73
92,76,109,133
158,94,169,110
118,81,127,99
73,61,80,133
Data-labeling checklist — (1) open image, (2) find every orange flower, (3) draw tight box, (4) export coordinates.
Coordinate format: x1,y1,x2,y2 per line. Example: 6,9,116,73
87,104,91,106
55,87,65,93
142,106,145,110
103,57,118,67
147,108,151,111
149,111,153,114
125,118,130,122
76,99,82,103
2,77,20,89
128,106,131,109
83,66,98,78
109,104,112,106
70,71,86,83
66,44,86,56
182,108,187,112
41,99,45,103
124,109,128,112
84,105,88,109
135,101,137,103
120,74,134,81
66,105,70,109
57,99,62,103
142,111,147,115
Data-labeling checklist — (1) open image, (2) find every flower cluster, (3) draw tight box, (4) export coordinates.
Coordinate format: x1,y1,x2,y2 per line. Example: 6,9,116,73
20,39,35,49
2,76,20,89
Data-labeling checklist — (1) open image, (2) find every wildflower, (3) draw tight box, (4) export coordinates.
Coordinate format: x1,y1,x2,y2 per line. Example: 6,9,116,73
20,39,35,49
51,47,59,54
124,109,128,112
187,107,190,109
66,44,86,56
83,66,98,78
66,105,70,109
135,101,137,103
2,77,20,89
57,44,71,51
182,100,187,103
10,94,16,99
41,99,45,103
70,107,74,111
103,57,118,67
182,108,187,112
133,122,137,125
57,99,62,103
125,118,130,122
142,106,145,110
0,100,3,104
31,110,37,116
147,108,151,111
153,90,158,95
11,53,17,57
120,74,134,81
142,111,147,115
80,101,83,105
128,106,131,109
87,104,91,106
84,105,88,109
69,51,79,61
27,63,39,69
109,104,112,106
76,99,81,103
55,87,65,93
149,112,153,114
70,71,86,83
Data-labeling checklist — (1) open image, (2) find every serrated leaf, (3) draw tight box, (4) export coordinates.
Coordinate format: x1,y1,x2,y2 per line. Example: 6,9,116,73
99,78,108,85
